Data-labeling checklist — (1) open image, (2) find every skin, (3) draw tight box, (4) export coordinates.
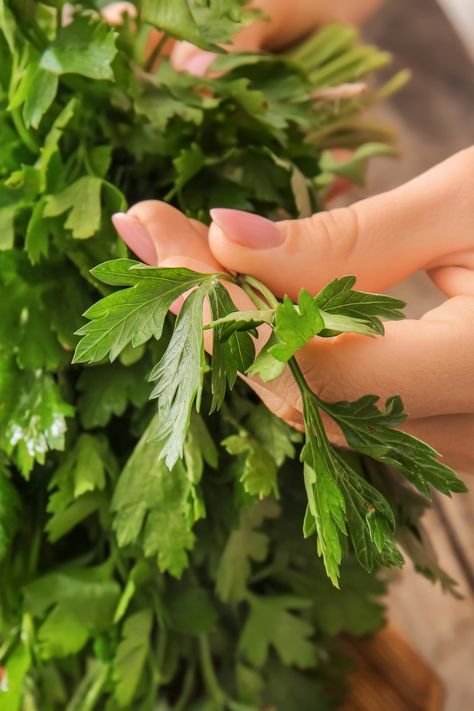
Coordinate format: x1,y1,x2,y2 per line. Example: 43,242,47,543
106,1,474,474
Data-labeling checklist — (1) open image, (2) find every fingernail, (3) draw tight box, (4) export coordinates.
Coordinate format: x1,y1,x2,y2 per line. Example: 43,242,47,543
112,213,157,265
210,209,284,249
183,51,216,76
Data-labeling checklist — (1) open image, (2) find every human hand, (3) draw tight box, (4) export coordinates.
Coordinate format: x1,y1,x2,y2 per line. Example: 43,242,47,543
170,0,382,74
102,0,381,75
112,147,474,473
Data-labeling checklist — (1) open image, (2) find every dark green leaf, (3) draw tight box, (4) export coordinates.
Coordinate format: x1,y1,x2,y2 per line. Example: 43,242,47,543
40,15,118,80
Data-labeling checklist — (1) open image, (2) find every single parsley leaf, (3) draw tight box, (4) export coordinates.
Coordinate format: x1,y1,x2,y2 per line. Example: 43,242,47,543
298,378,400,586
239,595,317,669
270,291,324,363
23,565,120,659
321,395,467,497
113,609,153,708
216,500,279,603
40,14,118,80
46,434,116,542
44,176,103,240
247,404,302,467
74,263,215,363
148,286,209,469
223,433,278,499
112,418,196,578
315,276,405,335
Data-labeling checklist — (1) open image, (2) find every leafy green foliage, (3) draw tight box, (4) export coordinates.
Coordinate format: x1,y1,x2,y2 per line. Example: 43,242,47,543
112,418,196,577
0,3,463,710
239,595,317,669
113,610,153,707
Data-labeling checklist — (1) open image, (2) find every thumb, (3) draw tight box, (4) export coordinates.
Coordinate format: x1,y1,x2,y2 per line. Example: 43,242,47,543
208,148,474,299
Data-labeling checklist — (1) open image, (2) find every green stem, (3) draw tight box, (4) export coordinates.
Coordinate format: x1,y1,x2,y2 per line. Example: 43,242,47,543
145,32,169,72
11,109,38,154
243,275,279,309
174,661,196,711
198,635,226,707
241,281,269,311
288,357,333,453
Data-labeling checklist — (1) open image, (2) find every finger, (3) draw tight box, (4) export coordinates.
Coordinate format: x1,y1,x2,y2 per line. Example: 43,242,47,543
112,201,221,269
398,414,474,474
294,295,474,418
100,2,137,23
208,147,474,298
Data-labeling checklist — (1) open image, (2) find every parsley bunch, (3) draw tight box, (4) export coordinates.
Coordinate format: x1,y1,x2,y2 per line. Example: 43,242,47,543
0,2,465,710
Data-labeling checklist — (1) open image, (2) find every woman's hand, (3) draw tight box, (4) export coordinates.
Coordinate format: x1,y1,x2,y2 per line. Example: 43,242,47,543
112,147,474,473
170,0,381,74
102,0,381,75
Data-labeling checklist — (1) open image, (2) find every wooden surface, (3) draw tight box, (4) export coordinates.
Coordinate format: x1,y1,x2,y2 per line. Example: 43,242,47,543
342,624,444,711
346,1,474,709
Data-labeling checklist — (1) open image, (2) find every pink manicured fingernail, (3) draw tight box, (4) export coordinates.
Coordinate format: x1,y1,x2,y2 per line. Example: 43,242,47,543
210,209,284,249
183,51,216,76
112,213,157,265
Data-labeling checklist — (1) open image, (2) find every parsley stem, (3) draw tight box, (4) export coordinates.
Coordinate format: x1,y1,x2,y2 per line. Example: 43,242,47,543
198,634,226,707
243,275,279,309
145,32,169,73
241,282,269,311
174,661,196,711
11,109,38,154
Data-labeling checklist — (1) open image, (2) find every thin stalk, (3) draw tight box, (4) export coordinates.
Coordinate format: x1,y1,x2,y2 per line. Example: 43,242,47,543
145,33,169,73
174,661,196,711
198,635,226,707
11,109,38,154
243,275,279,309
241,281,269,311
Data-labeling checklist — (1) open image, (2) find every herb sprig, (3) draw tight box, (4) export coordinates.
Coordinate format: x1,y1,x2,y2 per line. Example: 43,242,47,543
75,262,466,585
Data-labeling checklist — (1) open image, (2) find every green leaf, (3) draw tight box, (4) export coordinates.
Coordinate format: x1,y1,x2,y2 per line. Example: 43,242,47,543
74,264,214,363
148,286,210,469
292,362,401,586
216,500,279,603
23,565,120,659
166,143,205,199
0,641,32,711
318,143,396,187
46,434,116,541
113,610,153,708
77,361,151,429
223,433,278,499
246,334,285,382
22,62,58,129
0,356,73,477
44,176,102,240
0,205,15,251
142,0,204,47
40,14,118,80
321,395,467,497
246,404,302,467
208,282,255,412
314,276,406,335
112,418,196,577
239,596,317,669
142,0,250,50
270,291,324,363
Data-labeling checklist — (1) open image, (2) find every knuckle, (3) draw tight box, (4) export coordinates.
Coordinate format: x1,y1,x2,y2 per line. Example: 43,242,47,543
308,206,361,264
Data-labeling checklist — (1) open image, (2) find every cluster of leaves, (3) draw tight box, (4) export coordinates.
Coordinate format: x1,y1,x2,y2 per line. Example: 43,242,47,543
0,1,462,710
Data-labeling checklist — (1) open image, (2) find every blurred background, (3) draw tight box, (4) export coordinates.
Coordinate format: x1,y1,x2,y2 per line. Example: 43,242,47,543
347,0,474,708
